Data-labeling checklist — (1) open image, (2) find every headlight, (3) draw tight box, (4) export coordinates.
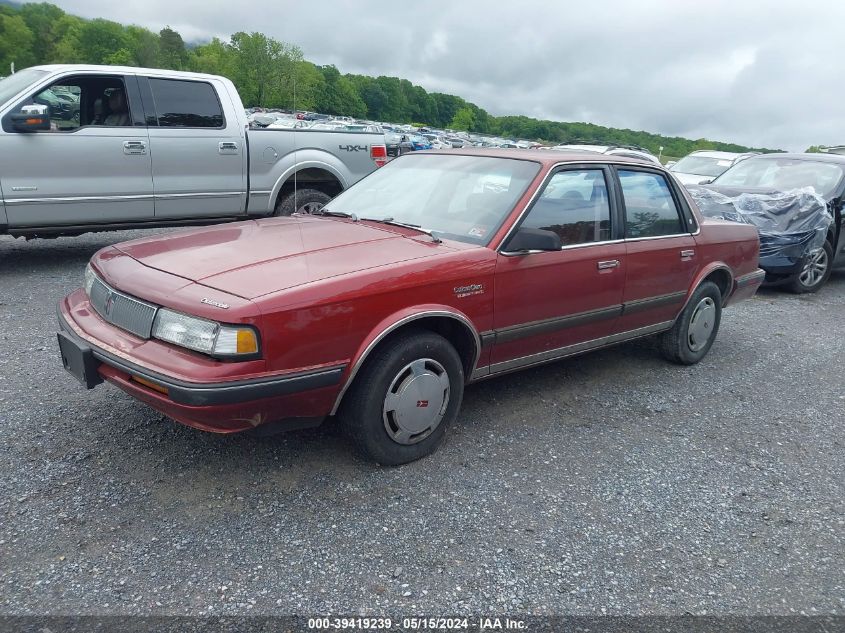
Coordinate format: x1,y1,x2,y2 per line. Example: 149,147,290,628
83,264,97,296
152,309,260,358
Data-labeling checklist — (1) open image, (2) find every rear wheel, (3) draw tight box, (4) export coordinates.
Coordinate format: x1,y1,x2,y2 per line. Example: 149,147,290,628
786,241,833,294
339,330,464,466
274,188,332,216
660,281,722,365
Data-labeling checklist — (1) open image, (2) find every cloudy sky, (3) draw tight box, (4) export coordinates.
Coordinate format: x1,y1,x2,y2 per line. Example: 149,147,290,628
51,0,845,151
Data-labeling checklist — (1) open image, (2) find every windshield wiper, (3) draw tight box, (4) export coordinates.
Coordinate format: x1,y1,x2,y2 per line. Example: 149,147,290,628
362,217,442,243
317,208,359,220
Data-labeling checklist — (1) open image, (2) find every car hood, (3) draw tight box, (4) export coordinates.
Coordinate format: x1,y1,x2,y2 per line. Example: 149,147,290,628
112,217,451,300
671,171,714,186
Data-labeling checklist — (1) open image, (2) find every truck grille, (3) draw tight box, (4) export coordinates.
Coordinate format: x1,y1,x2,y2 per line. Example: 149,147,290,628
89,277,157,339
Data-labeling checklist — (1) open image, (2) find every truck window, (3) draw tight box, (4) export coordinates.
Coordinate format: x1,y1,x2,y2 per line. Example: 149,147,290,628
148,78,224,128
7,75,132,132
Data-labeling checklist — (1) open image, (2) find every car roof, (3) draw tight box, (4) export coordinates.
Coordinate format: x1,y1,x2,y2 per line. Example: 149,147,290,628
419,147,662,167
744,152,845,164
29,64,225,82
688,150,743,159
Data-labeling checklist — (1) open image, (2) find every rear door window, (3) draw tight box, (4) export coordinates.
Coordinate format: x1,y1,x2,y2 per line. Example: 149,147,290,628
618,169,685,238
148,78,224,128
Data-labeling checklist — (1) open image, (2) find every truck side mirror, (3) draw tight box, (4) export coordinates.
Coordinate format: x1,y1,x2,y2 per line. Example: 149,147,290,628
11,104,50,132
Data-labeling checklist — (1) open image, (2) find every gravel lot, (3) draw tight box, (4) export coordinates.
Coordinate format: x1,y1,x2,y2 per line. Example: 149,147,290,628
0,229,843,617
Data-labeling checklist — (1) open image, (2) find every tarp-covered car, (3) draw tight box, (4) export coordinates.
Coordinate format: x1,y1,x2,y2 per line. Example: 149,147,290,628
687,185,832,292
692,153,845,293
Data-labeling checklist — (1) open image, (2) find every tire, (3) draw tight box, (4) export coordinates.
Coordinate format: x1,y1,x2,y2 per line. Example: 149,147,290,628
660,281,722,365
274,188,332,216
339,330,464,466
786,241,833,294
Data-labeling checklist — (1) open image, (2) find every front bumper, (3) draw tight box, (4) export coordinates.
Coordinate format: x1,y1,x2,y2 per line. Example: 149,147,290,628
57,295,345,433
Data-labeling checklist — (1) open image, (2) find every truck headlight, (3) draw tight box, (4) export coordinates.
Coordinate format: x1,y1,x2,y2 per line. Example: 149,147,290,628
152,309,259,358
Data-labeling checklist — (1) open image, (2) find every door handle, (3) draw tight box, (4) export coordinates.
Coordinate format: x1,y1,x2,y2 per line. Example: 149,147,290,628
122,140,147,155
597,260,620,270
218,141,239,154
680,249,695,259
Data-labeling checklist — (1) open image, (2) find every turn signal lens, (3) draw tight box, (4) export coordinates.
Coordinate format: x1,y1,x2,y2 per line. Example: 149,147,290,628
131,375,169,395
236,329,259,354
213,326,259,356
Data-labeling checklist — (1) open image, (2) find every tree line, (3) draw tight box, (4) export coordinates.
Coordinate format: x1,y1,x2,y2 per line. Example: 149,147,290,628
0,2,778,155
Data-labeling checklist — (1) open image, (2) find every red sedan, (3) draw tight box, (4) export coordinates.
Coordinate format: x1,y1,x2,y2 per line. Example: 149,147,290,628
57,150,764,465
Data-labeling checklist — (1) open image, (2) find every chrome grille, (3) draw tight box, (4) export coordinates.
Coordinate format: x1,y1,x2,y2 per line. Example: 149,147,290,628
89,277,157,339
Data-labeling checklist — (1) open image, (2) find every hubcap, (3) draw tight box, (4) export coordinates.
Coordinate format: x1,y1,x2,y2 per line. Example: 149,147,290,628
798,247,828,287
383,358,450,445
688,297,716,352
297,201,325,215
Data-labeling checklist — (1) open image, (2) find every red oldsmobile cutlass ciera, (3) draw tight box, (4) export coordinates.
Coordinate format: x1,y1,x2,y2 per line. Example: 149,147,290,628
57,149,764,465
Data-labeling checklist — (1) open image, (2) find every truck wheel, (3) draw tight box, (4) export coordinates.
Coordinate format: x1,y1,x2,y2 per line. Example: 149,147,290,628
660,281,722,365
787,241,833,294
274,188,332,216
339,330,464,466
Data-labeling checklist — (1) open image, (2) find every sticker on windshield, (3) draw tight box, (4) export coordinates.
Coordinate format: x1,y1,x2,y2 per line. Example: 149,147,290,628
468,227,487,238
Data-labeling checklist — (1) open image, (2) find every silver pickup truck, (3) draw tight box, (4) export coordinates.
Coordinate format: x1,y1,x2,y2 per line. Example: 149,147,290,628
0,65,387,238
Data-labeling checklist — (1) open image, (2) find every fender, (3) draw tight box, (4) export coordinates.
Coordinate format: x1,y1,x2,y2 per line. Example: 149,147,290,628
675,261,734,319
267,153,350,213
329,305,482,416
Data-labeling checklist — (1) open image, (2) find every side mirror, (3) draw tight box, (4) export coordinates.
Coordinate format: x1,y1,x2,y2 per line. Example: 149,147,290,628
11,104,50,132
503,227,562,253
700,178,713,185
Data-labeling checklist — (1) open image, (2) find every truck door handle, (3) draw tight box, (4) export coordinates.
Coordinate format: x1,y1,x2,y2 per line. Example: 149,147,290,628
597,260,620,270
122,140,147,155
218,141,239,154
680,249,695,259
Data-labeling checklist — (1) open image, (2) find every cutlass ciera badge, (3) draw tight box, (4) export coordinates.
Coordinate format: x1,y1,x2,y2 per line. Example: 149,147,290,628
453,283,484,298
201,298,229,309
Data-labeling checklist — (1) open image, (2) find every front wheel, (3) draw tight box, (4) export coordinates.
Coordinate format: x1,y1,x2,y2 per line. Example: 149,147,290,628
339,330,464,466
787,241,833,294
660,281,722,365
274,188,332,216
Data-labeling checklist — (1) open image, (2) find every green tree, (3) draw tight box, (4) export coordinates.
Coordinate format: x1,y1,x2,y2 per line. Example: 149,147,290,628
104,47,135,66
76,18,127,64
227,32,302,107
158,26,187,69
49,14,84,63
286,60,325,111
19,2,65,64
0,12,35,72
315,65,366,117
188,37,230,76
450,106,476,131
126,25,159,67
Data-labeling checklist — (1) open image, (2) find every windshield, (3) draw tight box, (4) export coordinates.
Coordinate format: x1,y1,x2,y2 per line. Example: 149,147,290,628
324,154,541,245
671,155,734,177
0,69,48,107
713,157,845,197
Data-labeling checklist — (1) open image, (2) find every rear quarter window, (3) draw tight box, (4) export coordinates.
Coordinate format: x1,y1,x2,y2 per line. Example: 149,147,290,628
148,78,224,128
